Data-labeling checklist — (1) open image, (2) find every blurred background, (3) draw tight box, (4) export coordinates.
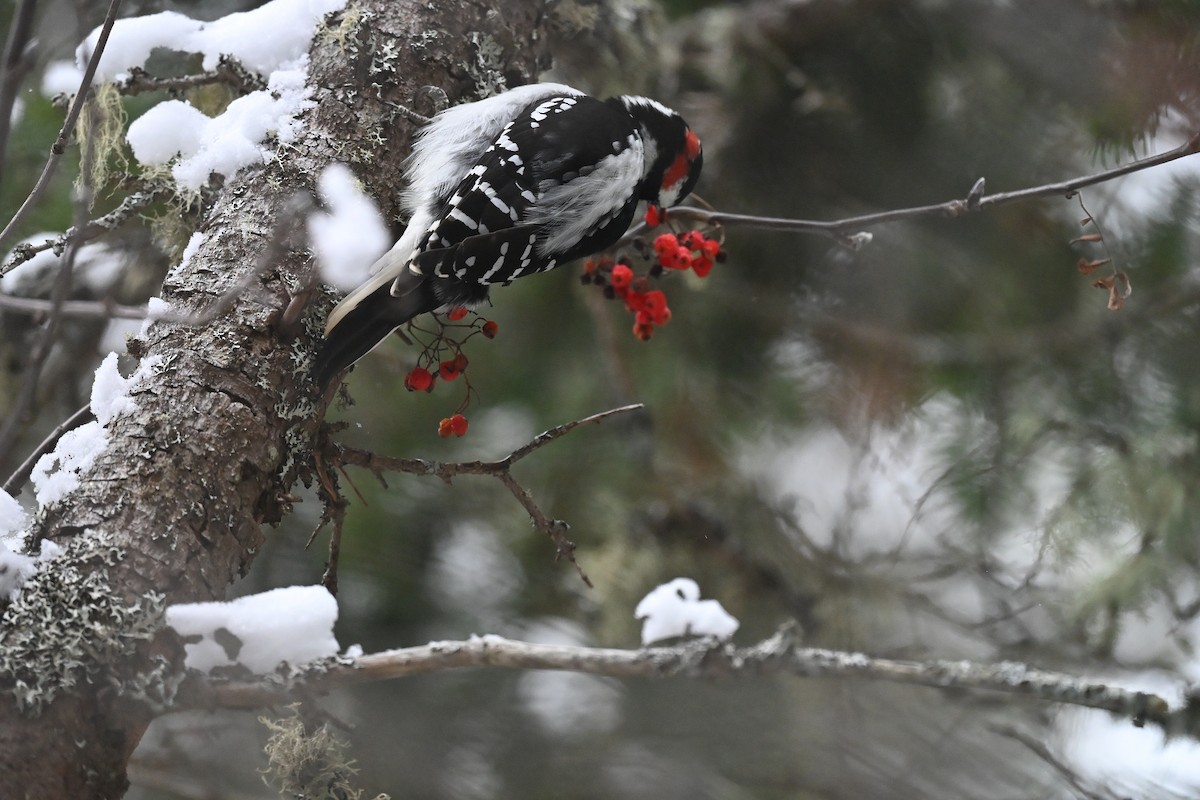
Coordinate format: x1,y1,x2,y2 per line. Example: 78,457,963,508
4,0,1200,797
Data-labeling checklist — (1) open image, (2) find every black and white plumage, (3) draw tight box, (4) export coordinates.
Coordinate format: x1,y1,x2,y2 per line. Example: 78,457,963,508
314,83,703,388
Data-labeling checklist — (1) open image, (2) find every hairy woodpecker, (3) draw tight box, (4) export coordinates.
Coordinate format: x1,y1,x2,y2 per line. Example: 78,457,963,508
314,83,703,388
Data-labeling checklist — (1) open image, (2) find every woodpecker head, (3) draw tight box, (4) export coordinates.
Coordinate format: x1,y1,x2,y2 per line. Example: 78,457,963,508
619,96,703,210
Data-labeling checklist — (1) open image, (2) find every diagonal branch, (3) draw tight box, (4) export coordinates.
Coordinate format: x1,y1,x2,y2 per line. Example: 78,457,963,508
0,0,124,258
1,187,170,273
0,0,39,197
332,403,645,586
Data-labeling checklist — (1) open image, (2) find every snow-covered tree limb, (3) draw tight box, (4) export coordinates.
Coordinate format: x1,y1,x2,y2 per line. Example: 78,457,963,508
186,623,1199,740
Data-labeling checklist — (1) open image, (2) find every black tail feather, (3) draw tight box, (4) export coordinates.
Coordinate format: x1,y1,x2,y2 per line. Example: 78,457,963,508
313,280,436,390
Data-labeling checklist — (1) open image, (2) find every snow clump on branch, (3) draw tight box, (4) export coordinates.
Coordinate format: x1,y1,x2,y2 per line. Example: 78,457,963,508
635,578,740,645
72,0,347,192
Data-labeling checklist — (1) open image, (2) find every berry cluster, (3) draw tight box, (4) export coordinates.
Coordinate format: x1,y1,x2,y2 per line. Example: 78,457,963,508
400,308,500,437
581,206,725,341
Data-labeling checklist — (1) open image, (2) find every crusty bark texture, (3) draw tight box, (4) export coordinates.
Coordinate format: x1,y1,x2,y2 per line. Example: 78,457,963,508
0,1,547,796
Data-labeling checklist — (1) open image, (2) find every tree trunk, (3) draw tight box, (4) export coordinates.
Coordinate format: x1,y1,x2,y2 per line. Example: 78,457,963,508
0,1,547,795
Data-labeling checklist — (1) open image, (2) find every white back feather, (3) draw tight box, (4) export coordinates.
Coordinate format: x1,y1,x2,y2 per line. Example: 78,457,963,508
325,85,584,336
401,83,584,218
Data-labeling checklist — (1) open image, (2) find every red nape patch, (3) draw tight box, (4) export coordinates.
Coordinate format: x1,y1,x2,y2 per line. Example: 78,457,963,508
662,152,689,190
685,129,701,161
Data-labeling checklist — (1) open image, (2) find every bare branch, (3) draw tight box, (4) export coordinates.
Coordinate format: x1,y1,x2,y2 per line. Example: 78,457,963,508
662,132,1200,243
988,723,1122,800
1,188,170,273
0,87,105,464
2,403,93,496
0,0,39,197
0,293,149,320
0,0,125,257
189,623,1195,742
332,404,644,586
114,57,267,97
507,402,643,464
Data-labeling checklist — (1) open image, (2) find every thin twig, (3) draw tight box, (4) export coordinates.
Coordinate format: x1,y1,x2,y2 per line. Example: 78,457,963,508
114,57,266,97
507,403,642,464
1,403,93,496
0,90,103,465
0,0,39,197
310,441,349,596
660,131,1200,244
1,188,169,273
0,0,124,256
333,404,644,585
496,470,591,586
988,723,1121,800
0,294,149,320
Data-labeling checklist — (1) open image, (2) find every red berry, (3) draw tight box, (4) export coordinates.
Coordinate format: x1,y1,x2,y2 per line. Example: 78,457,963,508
453,352,469,371
633,321,655,341
680,230,705,250
673,246,693,270
625,290,647,313
642,290,667,315
439,360,460,381
644,205,663,227
481,320,499,338
437,414,469,438
610,263,634,290
447,307,468,321
692,255,713,278
404,367,434,392
653,233,679,258
701,238,721,259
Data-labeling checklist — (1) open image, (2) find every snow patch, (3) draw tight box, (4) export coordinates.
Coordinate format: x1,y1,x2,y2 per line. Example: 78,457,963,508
129,60,317,192
0,536,62,602
78,0,346,191
0,488,27,539
90,352,137,425
29,422,109,507
78,0,346,83
308,163,390,291
30,353,148,507
139,296,172,338
165,585,340,673
126,100,208,165
634,578,739,645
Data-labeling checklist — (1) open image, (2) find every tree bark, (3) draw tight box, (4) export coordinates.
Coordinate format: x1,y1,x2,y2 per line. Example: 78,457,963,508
0,1,548,796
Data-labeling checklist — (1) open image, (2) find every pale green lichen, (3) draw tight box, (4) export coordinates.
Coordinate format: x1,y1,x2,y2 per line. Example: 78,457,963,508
261,704,390,800
75,83,129,200
0,528,167,715
467,32,508,98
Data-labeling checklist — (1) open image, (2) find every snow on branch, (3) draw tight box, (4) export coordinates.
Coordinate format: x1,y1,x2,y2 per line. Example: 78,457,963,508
186,622,1199,740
